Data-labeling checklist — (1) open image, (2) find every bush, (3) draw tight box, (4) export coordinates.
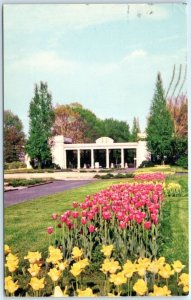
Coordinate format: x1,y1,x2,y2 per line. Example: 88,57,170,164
175,156,188,169
4,161,27,170
6,178,52,187
138,160,155,168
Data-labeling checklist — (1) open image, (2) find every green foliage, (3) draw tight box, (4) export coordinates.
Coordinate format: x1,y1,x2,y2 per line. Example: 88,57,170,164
6,178,50,187
26,82,55,168
146,73,174,164
4,110,25,162
138,160,155,168
94,173,134,179
101,118,130,142
4,161,27,170
175,156,188,169
130,117,140,141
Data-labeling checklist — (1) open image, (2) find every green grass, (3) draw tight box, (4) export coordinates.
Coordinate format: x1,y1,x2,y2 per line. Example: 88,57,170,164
4,179,131,259
136,165,188,174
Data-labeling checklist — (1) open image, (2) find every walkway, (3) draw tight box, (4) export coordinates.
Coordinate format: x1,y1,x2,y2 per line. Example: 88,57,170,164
4,180,94,208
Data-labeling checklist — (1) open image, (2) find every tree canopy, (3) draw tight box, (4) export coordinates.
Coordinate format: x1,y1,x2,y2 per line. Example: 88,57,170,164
4,110,25,162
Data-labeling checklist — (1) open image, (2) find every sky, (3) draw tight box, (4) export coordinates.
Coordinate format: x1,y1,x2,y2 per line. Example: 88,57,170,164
3,3,187,136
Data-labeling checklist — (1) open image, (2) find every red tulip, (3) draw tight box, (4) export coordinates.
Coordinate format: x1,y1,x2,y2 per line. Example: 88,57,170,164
144,221,151,230
72,202,79,208
51,213,58,220
81,217,87,225
88,225,95,233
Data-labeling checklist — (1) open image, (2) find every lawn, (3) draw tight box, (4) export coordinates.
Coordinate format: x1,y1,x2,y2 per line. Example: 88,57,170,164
4,176,188,269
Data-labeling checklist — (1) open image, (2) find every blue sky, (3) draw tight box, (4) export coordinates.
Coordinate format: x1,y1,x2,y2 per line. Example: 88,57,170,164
4,3,187,136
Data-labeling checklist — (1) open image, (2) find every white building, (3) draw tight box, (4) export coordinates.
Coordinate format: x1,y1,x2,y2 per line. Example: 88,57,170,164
51,135,149,169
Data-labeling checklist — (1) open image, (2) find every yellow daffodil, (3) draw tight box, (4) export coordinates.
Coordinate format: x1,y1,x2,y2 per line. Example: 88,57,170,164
135,257,151,277
28,263,40,277
48,268,61,282
71,247,83,260
178,273,189,293
147,259,160,274
101,245,114,257
24,251,41,264
109,272,127,286
149,285,171,296
52,285,68,297
5,276,19,294
4,245,11,255
77,287,96,297
100,258,121,274
172,260,185,273
123,260,135,278
56,261,68,271
158,264,174,279
46,248,63,265
5,253,19,272
29,277,45,291
133,279,147,296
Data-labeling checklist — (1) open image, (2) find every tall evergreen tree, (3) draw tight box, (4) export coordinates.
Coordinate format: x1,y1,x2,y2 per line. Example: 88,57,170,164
26,82,55,168
146,73,174,164
131,117,140,141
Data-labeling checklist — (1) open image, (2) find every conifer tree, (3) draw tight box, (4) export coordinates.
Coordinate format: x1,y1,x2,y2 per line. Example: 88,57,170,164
146,73,174,164
131,117,140,141
26,82,55,168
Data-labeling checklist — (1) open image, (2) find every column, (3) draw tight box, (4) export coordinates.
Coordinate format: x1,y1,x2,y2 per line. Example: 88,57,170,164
121,148,124,168
63,149,67,169
91,149,94,169
106,148,110,169
77,149,81,169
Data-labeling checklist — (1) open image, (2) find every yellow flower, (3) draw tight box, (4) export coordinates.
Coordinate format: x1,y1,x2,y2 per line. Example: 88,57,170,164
5,253,19,272
158,264,174,279
135,257,151,277
56,261,68,271
71,247,83,260
149,285,171,296
52,285,68,297
109,272,127,286
70,262,83,277
133,279,147,296
5,276,19,294
178,273,189,293
48,268,61,282
77,287,96,297
4,245,11,255
46,248,63,264
78,258,89,269
172,260,185,273
147,259,159,274
28,264,40,277
123,260,135,278
100,258,121,274
24,251,41,264
101,245,114,257
29,277,45,291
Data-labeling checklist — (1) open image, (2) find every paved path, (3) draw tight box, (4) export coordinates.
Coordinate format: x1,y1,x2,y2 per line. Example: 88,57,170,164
4,180,94,208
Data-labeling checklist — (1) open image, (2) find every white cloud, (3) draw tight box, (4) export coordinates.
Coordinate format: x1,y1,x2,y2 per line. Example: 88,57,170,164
123,50,147,62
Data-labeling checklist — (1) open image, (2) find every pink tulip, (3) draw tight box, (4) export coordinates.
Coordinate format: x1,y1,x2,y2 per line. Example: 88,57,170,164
81,217,87,225
47,227,53,234
144,221,151,230
88,225,95,233
72,202,79,208
71,211,79,218
51,213,58,220
119,221,126,229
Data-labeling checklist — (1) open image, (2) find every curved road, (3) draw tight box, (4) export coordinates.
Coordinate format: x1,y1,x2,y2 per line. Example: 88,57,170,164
4,180,94,208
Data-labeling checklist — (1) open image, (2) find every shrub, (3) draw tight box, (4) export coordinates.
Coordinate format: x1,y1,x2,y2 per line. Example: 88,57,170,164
138,160,155,168
4,161,27,170
175,156,188,169
6,178,51,187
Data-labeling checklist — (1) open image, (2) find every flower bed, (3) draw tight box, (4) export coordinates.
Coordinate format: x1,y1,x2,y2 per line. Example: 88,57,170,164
4,244,189,296
47,182,164,261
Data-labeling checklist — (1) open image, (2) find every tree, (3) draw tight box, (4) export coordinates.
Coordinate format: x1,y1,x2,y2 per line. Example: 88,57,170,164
101,118,131,142
70,103,103,142
4,110,25,162
26,82,55,168
53,104,86,143
130,117,140,141
146,73,174,164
